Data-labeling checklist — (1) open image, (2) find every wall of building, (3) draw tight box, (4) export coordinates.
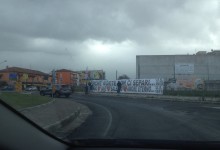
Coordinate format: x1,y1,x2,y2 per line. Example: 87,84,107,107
56,71,78,85
57,72,70,85
0,73,9,82
136,55,174,80
136,54,220,81
0,72,51,86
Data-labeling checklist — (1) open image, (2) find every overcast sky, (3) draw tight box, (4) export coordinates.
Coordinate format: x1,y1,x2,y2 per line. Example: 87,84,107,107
0,0,220,80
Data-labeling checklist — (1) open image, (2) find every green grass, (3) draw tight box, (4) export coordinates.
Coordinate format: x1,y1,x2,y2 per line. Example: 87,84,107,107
74,86,84,92
0,92,52,109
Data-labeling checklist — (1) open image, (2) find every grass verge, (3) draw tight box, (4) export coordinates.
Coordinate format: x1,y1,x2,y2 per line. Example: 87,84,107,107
0,92,52,110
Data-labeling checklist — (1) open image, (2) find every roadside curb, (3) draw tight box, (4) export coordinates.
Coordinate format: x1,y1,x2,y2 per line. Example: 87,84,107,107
19,97,87,138
19,98,56,112
43,107,81,133
48,102,92,139
90,93,220,104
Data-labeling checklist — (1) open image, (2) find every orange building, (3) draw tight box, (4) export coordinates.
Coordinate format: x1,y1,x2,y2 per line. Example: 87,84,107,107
56,69,78,85
0,67,51,89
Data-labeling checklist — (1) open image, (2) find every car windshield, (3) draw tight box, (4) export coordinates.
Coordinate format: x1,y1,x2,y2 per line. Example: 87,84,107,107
1,0,220,145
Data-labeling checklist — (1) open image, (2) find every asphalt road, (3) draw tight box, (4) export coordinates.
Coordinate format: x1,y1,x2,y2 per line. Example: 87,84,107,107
67,94,220,141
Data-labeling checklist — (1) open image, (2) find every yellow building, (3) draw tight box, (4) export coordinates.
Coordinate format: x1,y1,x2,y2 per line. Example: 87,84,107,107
0,67,51,90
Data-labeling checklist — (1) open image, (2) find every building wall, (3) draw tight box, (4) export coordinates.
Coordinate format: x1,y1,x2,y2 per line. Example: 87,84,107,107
56,71,78,85
136,54,220,81
0,72,51,85
136,55,174,80
0,73,9,82
57,72,70,85
71,73,78,85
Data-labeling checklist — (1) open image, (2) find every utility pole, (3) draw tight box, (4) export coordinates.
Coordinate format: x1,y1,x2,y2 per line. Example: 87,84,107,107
173,56,176,81
207,55,209,80
116,70,118,80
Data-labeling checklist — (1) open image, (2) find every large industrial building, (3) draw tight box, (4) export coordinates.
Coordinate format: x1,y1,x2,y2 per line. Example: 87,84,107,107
136,50,220,90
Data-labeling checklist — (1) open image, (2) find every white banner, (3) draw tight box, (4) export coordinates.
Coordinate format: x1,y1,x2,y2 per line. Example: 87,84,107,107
175,63,194,74
91,79,164,94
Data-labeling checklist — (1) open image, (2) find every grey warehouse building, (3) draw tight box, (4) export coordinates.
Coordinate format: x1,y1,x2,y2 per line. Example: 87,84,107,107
136,50,220,91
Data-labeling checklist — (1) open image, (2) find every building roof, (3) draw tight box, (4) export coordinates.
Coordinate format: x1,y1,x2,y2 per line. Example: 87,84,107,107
76,70,104,73
56,69,75,72
196,51,206,55
207,50,220,55
0,67,48,76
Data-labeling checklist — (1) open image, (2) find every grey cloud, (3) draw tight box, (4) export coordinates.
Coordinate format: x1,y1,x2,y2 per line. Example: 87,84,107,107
0,0,130,41
1,0,219,45
0,32,29,52
1,0,220,79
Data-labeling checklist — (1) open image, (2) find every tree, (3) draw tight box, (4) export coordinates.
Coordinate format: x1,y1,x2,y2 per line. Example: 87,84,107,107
118,74,130,80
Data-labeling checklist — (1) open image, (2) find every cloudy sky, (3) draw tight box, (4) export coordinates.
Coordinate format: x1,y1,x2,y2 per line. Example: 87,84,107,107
0,0,220,80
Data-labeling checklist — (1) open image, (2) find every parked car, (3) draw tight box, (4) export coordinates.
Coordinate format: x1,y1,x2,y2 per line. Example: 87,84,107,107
25,86,37,91
40,84,72,98
31,86,38,91
0,86,14,91
39,86,52,96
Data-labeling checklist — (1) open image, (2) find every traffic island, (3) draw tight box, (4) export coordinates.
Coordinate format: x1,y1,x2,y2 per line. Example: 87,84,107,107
20,98,92,139
89,92,220,104
0,92,52,109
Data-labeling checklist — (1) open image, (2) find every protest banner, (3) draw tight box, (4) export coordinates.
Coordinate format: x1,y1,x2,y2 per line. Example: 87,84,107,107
91,79,164,94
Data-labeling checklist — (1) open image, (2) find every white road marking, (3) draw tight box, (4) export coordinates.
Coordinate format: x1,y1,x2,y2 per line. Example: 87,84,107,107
202,106,220,110
73,97,113,137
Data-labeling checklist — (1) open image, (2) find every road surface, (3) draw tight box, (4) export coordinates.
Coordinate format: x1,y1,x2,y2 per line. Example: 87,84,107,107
67,94,220,141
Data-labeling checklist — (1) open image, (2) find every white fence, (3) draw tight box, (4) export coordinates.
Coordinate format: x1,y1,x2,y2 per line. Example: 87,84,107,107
91,79,164,94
